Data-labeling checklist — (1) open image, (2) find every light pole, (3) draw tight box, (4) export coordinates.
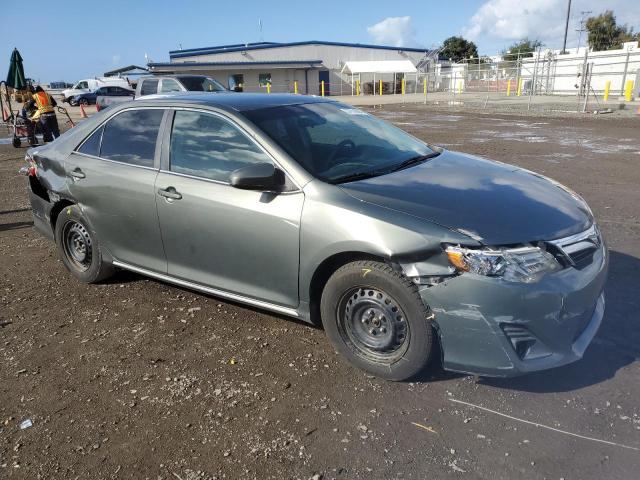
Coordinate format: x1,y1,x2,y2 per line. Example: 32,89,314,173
561,0,572,54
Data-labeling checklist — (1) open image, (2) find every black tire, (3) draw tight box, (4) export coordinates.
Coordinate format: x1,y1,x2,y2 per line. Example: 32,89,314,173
320,260,433,381
79,98,89,106
12,137,21,148
54,205,114,283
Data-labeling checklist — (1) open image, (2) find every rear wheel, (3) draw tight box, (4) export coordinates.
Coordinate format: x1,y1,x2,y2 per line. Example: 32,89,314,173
320,260,433,381
79,98,89,106
54,205,114,283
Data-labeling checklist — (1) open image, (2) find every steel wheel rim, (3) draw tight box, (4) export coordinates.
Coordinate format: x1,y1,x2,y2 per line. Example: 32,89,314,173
337,287,410,363
62,220,92,271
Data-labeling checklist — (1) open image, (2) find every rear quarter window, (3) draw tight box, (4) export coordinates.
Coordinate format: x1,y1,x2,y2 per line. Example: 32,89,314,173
77,125,104,157
140,79,159,96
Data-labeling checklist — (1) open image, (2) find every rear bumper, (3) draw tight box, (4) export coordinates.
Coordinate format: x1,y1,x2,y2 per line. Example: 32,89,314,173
420,243,608,377
29,187,55,240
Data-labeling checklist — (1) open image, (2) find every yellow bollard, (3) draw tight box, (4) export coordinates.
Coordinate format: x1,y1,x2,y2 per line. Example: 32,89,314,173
506,79,511,96
401,78,406,95
356,79,360,96
321,80,325,97
266,83,271,94
517,78,523,96
625,80,634,101
603,80,610,101
379,79,383,96
458,81,463,94
423,78,427,95
294,81,298,95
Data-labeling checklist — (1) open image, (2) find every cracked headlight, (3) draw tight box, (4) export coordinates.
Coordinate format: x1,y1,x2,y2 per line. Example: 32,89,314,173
445,245,561,283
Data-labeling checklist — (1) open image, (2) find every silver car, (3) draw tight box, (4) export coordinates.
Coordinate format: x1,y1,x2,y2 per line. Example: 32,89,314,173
23,93,608,380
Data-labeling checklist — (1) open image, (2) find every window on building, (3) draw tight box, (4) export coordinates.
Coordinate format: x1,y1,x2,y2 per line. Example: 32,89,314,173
258,73,272,88
100,109,164,167
140,79,159,96
170,110,271,182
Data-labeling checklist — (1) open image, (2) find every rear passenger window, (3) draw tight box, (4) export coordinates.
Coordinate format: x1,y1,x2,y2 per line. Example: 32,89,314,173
169,110,271,182
160,79,182,93
77,125,103,157
100,109,164,167
140,79,158,96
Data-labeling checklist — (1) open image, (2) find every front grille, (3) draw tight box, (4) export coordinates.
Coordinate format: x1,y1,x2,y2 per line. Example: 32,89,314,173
548,225,602,270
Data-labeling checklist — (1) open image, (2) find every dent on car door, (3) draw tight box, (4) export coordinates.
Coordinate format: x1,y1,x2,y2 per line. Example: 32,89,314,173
66,108,168,272
154,109,304,307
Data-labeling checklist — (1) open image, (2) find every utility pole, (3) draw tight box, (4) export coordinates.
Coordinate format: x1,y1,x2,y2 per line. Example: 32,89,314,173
576,11,592,52
561,0,572,54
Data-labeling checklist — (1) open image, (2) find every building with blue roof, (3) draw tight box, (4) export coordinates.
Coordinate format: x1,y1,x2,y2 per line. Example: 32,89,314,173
148,40,430,96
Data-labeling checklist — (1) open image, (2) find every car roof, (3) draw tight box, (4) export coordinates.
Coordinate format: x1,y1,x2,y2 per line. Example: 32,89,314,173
140,74,209,80
135,92,336,112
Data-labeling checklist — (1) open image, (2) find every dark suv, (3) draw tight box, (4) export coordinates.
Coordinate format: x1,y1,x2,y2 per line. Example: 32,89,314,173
135,75,227,97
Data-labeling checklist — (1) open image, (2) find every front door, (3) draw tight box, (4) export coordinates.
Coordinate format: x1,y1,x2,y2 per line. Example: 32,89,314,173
318,70,330,96
67,108,167,272
155,109,303,307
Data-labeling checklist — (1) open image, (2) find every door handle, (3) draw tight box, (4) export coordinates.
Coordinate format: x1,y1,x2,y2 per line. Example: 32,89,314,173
157,187,182,200
69,168,85,179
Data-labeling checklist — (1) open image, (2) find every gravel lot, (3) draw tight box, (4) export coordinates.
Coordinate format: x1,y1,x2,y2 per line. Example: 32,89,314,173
1,106,639,480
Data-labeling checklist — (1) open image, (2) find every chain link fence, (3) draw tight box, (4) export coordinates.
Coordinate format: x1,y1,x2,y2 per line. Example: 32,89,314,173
225,46,639,113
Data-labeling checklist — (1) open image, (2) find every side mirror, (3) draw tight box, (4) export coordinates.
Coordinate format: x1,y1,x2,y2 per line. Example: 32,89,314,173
230,163,286,191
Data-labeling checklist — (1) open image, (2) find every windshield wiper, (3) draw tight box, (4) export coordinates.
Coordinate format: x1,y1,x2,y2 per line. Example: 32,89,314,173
330,170,382,184
387,152,440,173
330,151,441,184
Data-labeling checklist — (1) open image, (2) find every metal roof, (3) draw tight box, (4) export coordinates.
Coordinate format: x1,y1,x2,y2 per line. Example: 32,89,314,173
148,60,323,72
169,40,428,59
103,65,149,76
135,92,335,111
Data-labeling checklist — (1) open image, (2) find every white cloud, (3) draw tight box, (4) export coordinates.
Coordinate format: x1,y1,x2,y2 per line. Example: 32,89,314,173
367,16,420,47
463,0,640,49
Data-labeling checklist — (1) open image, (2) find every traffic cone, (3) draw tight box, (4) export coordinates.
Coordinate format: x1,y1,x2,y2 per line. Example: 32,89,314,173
79,104,88,118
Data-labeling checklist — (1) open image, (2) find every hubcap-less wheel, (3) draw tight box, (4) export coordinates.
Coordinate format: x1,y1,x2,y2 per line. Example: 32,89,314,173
62,221,92,271
338,287,410,363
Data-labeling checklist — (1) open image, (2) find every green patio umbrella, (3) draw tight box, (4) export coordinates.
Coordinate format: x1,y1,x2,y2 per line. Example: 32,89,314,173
6,48,27,90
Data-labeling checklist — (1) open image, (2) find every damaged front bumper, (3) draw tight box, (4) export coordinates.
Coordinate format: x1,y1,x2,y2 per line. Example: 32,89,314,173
420,243,608,377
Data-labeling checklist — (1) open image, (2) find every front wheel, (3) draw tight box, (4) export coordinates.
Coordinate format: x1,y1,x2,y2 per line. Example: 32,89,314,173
54,205,114,283
321,260,434,381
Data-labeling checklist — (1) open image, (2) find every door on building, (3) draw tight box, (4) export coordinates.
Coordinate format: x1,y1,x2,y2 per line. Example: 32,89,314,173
318,70,330,96
228,74,244,92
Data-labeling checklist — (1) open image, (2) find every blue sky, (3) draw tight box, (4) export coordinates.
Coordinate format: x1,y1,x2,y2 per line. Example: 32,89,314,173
3,0,638,83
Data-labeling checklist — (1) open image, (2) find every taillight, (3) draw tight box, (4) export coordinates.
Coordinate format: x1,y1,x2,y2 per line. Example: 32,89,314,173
27,165,37,176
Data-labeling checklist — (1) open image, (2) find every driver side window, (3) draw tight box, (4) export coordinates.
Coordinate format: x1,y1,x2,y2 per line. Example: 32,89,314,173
169,110,272,183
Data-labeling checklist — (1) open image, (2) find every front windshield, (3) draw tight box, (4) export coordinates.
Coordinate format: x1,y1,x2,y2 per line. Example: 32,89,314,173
243,102,436,183
180,76,225,92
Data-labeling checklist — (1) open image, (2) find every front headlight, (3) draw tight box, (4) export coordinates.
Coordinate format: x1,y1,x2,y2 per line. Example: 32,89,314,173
445,245,561,283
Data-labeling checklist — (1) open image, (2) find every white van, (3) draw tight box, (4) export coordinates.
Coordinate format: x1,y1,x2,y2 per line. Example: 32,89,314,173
61,77,131,103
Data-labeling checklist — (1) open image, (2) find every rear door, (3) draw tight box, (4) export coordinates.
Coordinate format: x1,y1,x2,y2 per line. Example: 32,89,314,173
66,107,168,272
154,108,304,307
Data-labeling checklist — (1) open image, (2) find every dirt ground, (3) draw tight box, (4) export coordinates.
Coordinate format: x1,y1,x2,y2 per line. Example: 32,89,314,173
1,106,639,480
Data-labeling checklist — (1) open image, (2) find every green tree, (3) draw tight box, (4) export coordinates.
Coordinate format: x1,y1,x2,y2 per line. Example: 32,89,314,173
586,10,638,51
501,39,542,61
439,36,479,62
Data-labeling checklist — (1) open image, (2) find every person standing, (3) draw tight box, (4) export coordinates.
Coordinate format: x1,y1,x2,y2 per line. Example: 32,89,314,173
27,86,60,142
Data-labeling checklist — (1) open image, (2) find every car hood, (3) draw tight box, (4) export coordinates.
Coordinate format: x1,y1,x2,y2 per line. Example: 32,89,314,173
339,150,592,245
